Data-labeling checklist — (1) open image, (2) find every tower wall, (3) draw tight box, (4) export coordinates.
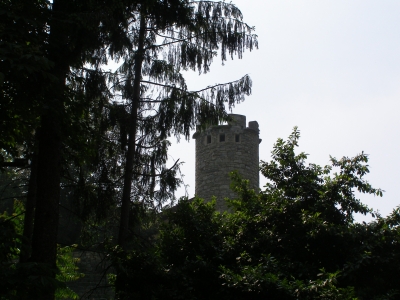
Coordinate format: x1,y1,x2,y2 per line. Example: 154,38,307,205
192,114,260,211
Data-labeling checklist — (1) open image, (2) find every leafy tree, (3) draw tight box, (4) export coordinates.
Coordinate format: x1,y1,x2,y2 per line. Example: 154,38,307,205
136,128,399,300
217,128,381,299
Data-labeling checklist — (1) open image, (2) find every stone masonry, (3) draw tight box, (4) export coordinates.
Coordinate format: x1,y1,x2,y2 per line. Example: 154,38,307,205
192,114,261,211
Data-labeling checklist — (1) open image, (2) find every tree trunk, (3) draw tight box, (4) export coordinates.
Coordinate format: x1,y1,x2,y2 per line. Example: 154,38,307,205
118,15,146,249
30,114,62,300
19,147,38,263
29,1,69,298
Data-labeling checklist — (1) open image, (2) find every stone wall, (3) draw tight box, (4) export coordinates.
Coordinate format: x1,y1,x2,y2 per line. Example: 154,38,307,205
193,114,261,211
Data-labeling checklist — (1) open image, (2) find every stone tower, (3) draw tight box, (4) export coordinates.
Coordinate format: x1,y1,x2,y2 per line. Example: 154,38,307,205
192,114,261,211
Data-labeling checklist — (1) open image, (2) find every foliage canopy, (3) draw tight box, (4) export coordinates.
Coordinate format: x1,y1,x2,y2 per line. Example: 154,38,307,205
114,128,399,300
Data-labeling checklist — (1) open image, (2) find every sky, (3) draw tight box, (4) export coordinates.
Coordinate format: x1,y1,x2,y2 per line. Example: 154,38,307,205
168,0,400,221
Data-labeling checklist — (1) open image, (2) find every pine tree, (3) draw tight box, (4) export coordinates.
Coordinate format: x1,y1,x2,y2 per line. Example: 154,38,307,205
1,1,257,298
113,0,258,250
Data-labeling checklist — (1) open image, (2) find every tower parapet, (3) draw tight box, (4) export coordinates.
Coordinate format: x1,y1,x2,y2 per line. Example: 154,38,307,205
192,114,261,211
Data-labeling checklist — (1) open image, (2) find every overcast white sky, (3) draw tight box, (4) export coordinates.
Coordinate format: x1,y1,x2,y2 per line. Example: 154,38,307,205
168,0,400,221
